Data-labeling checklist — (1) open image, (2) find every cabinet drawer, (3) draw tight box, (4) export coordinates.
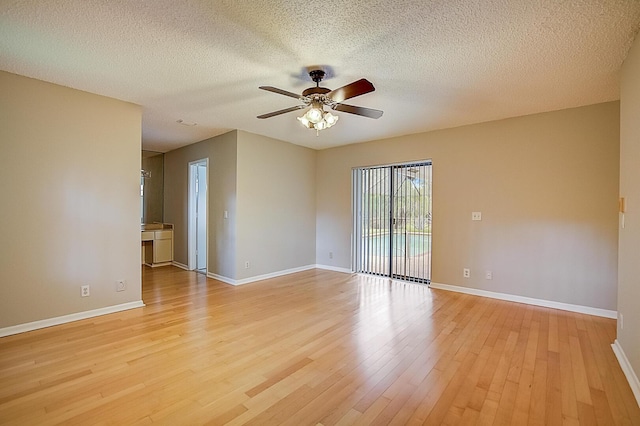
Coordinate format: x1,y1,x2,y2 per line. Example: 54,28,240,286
155,230,172,240
141,231,154,241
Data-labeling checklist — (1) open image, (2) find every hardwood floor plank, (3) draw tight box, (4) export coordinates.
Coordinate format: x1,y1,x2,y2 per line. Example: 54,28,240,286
510,366,534,424
544,351,563,425
205,403,249,426
577,328,605,392
548,311,560,353
0,267,637,425
387,358,456,425
559,338,580,421
441,345,494,422
589,387,617,426
408,352,478,424
334,408,362,426
476,397,499,425
577,401,598,426
491,378,518,426
405,358,463,424
528,357,548,426
569,335,594,405
244,357,314,398
353,396,390,426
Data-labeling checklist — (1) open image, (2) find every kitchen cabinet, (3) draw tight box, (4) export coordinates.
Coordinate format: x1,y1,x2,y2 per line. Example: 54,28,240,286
141,224,173,267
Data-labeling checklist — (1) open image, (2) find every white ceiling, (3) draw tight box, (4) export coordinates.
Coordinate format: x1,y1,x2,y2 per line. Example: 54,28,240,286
2,1,640,152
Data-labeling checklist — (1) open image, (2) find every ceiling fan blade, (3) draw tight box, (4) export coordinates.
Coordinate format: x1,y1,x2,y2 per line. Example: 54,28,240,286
257,104,306,119
259,86,303,100
333,103,383,119
328,79,375,103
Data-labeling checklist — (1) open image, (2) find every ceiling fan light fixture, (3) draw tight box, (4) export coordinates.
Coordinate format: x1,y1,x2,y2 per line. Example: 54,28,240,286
298,107,340,131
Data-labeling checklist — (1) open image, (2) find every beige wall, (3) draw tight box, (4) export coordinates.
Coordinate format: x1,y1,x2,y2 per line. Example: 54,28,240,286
0,71,142,328
236,131,316,280
317,102,620,310
163,131,238,278
618,33,640,381
164,130,317,281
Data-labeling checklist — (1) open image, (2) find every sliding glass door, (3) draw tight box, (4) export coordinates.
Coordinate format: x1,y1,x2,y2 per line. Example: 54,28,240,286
353,162,432,283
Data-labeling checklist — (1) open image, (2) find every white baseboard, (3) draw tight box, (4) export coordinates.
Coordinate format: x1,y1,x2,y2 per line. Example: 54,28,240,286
612,340,640,407
143,262,172,268
314,264,353,274
0,301,145,338
208,264,318,286
429,282,617,319
172,261,189,271
206,271,235,285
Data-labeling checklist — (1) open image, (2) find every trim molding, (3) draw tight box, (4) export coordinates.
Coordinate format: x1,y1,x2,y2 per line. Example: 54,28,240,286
314,264,353,274
172,261,190,271
208,264,317,286
429,282,617,319
0,301,145,338
612,340,640,407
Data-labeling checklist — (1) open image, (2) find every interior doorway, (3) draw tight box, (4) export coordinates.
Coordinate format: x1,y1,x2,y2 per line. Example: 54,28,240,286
188,159,208,274
352,161,432,283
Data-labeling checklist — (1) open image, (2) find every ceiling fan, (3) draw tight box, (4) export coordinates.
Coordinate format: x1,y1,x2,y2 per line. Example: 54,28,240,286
257,69,383,133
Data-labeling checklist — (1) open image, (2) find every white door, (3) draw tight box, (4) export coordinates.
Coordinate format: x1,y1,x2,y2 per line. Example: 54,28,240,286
196,164,207,272
189,159,208,274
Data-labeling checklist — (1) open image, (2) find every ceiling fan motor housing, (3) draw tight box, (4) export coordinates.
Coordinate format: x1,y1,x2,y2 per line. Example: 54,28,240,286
309,69,326,84
303,69,332,100
302,87,331,97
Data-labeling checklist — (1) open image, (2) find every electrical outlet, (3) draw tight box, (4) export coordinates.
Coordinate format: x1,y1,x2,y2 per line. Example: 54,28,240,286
485,270,493,280
463,268,470,278
116,279,126,292
472,212,482,221
244,261,250,269
329,251,333,259
81,285,90,297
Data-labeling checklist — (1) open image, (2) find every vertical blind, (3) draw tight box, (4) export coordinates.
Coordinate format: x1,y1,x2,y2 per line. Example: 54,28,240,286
352,162,432,283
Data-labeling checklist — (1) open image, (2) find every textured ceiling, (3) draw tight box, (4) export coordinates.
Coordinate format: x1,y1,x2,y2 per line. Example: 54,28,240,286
2,1,640,151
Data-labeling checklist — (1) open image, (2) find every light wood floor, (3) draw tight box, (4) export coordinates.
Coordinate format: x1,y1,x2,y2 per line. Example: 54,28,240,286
0,267,638,425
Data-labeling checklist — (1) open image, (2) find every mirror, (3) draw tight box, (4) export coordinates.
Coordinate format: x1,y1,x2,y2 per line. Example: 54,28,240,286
141,150,164,224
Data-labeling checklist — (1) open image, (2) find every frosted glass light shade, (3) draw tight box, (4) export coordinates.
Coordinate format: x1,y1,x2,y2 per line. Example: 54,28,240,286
324,112,338,126
297,116,311,127
305,107,323,124
314,120,327,130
